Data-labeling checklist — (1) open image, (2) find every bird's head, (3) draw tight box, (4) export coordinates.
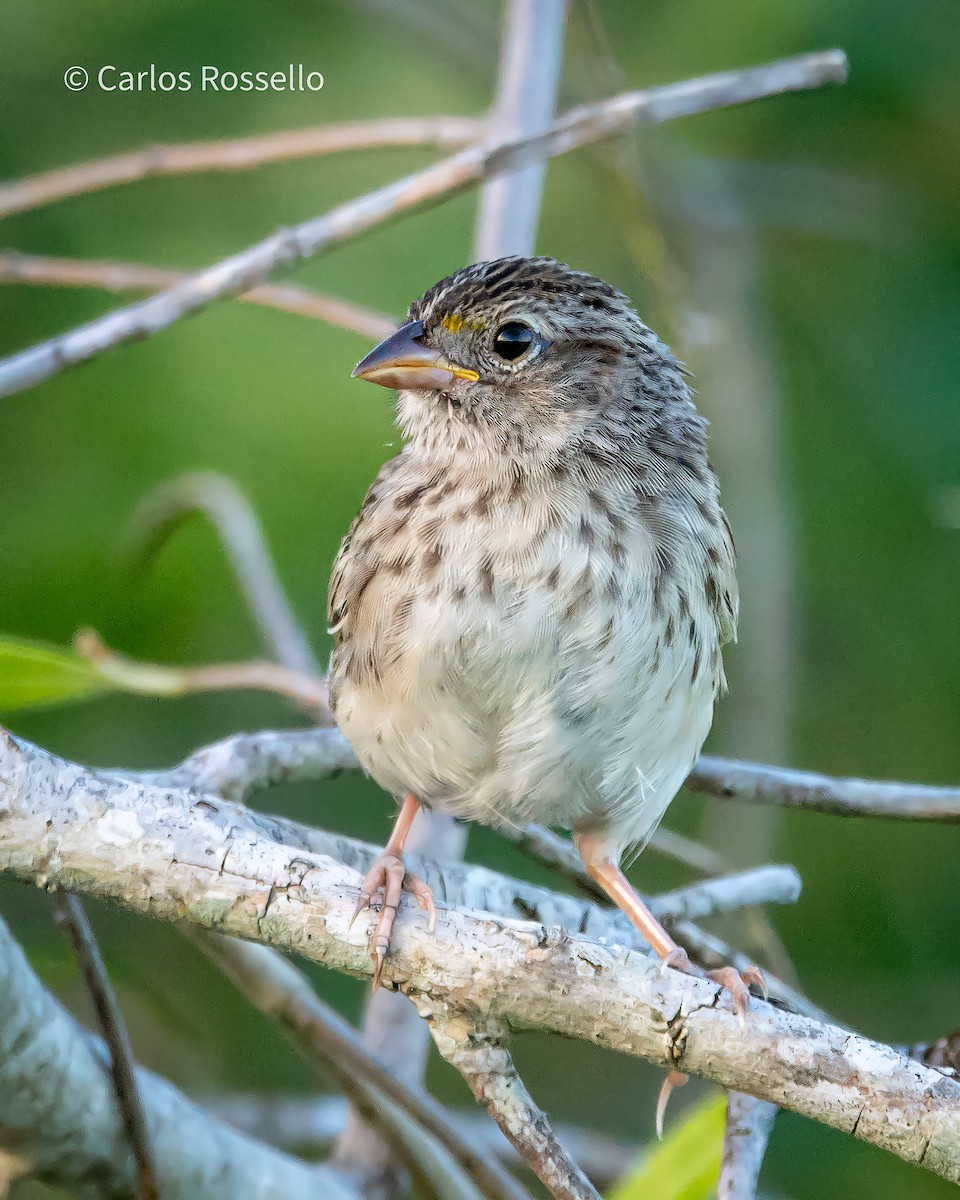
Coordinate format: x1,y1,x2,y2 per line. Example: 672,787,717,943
352,256,694,469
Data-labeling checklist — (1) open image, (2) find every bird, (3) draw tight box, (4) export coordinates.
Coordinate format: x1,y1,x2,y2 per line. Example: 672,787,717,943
329,255,762,1013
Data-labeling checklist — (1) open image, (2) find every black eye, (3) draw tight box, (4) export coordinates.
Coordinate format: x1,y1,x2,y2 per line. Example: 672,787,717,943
492,321,536,363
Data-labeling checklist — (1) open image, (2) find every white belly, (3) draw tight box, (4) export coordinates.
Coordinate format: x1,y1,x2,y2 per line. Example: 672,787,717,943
332,510,722,857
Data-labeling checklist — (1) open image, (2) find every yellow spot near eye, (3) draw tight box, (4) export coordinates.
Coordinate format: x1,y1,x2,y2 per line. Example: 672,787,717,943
442,313,485,333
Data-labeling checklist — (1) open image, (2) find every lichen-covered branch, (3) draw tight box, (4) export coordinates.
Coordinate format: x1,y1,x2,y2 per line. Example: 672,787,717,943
0,912,357,1199
0,50,847,401
1,729,957,1183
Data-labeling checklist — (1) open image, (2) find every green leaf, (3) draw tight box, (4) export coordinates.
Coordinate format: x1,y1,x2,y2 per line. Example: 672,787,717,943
608,1092,726,1200
0,636,113,713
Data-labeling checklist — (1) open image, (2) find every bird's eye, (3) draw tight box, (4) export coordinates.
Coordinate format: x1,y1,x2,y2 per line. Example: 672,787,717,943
492,321,536,363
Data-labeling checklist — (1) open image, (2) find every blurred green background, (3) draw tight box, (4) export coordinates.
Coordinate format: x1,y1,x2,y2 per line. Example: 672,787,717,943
1,1,958,1196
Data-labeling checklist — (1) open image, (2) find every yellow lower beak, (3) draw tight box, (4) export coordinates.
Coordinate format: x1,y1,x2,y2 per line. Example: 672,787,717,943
352,321,478,391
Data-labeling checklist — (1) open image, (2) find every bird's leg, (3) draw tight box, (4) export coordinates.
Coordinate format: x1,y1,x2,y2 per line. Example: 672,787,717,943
572,831,764,1019
353,793,436,990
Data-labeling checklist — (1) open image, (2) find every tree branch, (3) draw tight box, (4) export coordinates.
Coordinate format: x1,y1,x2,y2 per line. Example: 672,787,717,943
2,729,957,1184
74,629,330,721
51,892,159,1200
0,117,481,219
0,49,847,401
0,252,396,339
0,911,358,1199
718,1093,778,1200
689,756,960,821
427,1013,599,1200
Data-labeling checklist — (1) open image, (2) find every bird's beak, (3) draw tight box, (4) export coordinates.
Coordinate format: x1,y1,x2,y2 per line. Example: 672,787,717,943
352,320,479,391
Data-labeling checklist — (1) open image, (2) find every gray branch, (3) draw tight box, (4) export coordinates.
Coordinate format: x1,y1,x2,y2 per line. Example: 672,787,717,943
426,1014,600,1200
718,1093,778,1200
0,912,357,1199
474,0,567,258
0,49,846,401
690,756,960,820
2,729,958,1184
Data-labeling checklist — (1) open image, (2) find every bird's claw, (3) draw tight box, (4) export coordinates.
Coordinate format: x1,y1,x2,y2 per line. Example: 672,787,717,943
655,1069,688,1139
353,850,435,991
659,945,690,976
706,964,767,1025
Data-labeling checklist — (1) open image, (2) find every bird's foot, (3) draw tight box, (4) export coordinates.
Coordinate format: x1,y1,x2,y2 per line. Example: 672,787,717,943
351,851,435,990
658,946,765,1025
706,964,767,1025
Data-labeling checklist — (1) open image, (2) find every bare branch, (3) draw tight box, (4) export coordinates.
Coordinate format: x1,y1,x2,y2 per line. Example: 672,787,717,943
2,730,958,1184
0,49,847,401
0,116,481,219
124,473,322,679
689,756,960,821
650,865,800,925
474,0,567,258
0,910,358,1199
501,821,726,902
209,1093,636,1189
427,1014,600,1200
0,252,396,340
74,629,330,720
718,1093,778,1200
51,892,159,1200
191,932,529,1200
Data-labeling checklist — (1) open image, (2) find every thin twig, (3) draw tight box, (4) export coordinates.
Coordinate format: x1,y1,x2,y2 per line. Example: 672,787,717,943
0,50,847,401
124,473,321,680
0,252,396,340
427,1014,600,1200
0,117,481,220
191,932,530,1200
689,756,960,821
51,892,159,1200
502,821,726,901
74,629,330,720
718,1093,778,1200
651,865,800,924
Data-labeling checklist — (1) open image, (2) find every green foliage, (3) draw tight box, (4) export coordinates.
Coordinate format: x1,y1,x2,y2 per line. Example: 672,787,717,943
608,1093,726,1200
0,636,112,713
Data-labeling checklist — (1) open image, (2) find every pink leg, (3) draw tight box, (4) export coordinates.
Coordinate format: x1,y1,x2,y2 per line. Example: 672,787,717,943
353,793,436,990
573,830,764,1019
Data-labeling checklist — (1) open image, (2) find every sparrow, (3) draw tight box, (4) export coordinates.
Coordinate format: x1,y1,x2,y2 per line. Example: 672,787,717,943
329,256,762,1012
